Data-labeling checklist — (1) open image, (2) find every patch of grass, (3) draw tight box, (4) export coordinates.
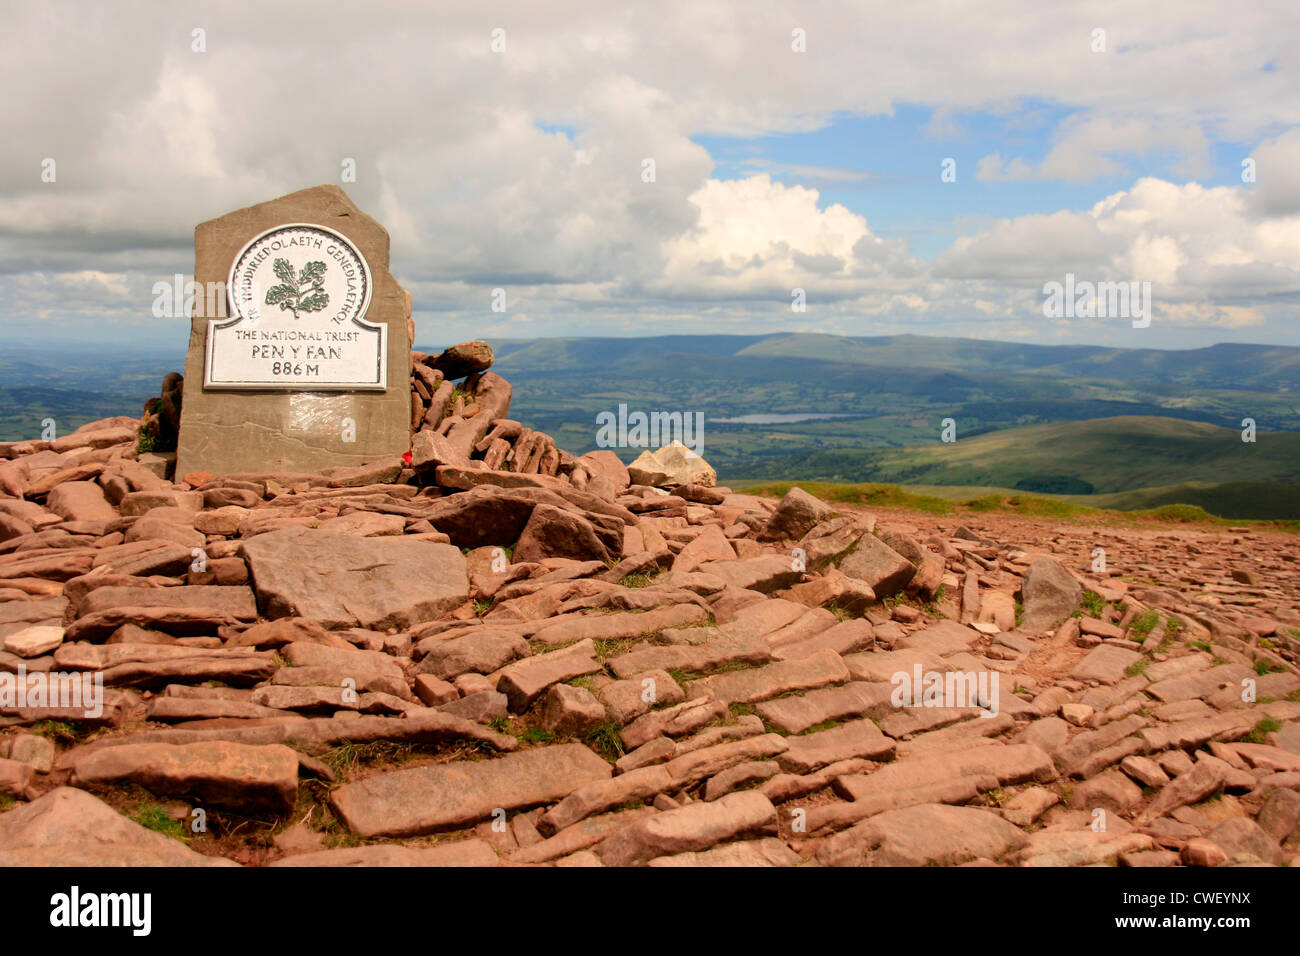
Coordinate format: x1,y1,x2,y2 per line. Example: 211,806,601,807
1125,659,1150,678
1286,689,1300,703
1244,717,1282,744
31,720,82,743
321,740,414,775
666,668,691,686
1128,610,1160,642
619,570,660,589
1254,659,1285,675
135,427,157,454
1014,600,1024,628
592,638,634,662
584,721,625,761
1077,589,1106,618
678,613,717,629
729,702,756,719
827,603,856,622
472,598,494,617
519,727,554,746
802,719,840,735
132,804,187,841
489,715,510,734
569,676,597,692
710,660,754,674
1189,640,1211,652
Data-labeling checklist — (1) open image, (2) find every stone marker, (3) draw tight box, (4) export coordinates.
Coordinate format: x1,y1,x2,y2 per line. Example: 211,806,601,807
176,185,412,476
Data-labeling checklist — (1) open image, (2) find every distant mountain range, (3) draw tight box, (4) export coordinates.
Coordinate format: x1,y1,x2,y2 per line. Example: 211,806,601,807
490,332,1300,393
5,331,1299,517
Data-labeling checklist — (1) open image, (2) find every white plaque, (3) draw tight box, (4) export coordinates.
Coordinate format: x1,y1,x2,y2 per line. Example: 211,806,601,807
204,223,386,390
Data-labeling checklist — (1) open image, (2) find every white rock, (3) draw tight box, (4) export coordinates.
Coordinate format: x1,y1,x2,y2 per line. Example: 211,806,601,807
1060,702,1095,727
627,440,717,488
3,625,64,658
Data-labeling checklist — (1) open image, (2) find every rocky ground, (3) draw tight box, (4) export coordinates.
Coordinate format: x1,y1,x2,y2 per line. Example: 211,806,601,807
1,345,1298,867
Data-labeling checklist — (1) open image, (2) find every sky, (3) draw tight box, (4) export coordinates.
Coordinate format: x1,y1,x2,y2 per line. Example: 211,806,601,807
1,0,1298,352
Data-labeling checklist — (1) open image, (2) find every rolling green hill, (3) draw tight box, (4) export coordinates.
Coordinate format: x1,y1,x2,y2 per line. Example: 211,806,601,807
877,416,1300,492
743,416,1300,518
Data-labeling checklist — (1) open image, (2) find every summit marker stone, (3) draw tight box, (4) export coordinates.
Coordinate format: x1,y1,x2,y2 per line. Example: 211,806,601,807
176,185,412,476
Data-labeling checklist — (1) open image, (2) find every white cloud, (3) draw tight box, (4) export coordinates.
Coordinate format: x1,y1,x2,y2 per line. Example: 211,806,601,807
976,114,1212,184
1,1,1298,347
934,176,1300,329
1247,128,1300,217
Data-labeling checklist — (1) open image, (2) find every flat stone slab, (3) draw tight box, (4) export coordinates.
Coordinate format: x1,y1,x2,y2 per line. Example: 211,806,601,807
697,556,804,593
843,648,946,683
242,527,468,630
756,680,894,734
816,803,1026,866
897,620,980,656
1069,643,1141,684
607,634,771,679
0,787,237,866
621,698,728,750
777,718,896,773
530,604,707,646
648,836,800,867
268,840,499,867
1146,663,1254,702
597,669,686,725
415,629,530,680
331,743,612,838
1011,829,1153,867
878,705,986,739
686,648,849,704
78,584,258,620
74,741,300,812
770,618,874,661
597,790,777,866
837,743,1056,801
495,639,602,711
3,625,64,658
